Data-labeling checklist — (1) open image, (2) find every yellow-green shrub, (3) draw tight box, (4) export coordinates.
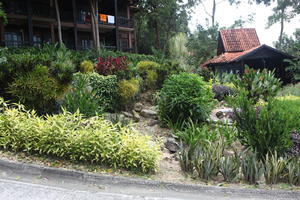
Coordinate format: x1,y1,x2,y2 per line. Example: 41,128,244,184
118,78,140,102
8,65,68,113
0,100,161,173
136,61,160,89
136,61,160,72
80,60,94,73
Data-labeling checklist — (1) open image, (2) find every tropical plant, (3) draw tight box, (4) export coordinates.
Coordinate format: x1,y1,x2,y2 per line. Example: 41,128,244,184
95,56,127,76
286,157,300,186
232,67,281,103
62,73,102,117
232,93,293,158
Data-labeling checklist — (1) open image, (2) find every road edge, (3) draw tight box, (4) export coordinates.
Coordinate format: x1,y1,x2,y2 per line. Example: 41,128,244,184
0,158,299,198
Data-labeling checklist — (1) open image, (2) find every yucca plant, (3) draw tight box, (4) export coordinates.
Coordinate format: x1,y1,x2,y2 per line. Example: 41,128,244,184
193,142,223,181
179,145,195,173
241,150,263,184
286,157,300,186
219,154,240,182
264,151,287,185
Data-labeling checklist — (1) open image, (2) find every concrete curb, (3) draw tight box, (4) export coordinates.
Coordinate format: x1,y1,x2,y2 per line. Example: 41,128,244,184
0,158,299,198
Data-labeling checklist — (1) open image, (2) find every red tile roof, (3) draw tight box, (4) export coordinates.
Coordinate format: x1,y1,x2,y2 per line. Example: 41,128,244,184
220,28,260,52
202,45,262,66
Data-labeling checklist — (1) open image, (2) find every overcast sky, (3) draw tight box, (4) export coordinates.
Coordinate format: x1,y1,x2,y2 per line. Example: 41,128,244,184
189,1,300,47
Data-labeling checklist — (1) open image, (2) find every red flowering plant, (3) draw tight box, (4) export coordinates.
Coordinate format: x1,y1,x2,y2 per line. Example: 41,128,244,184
95,56,128,76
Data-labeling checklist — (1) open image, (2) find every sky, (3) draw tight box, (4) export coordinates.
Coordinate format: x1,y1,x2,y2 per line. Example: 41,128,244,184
189,1,300,47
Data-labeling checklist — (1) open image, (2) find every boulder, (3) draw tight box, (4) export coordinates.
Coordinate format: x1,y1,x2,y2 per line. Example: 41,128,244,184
148,120,160,126
132,110,140,122
164,137,180,154
133,103,143,112
140,109,157,118
122,111,133,118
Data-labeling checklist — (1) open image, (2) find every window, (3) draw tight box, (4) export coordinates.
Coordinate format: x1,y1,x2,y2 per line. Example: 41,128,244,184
81,39,93,50
33,35,42,47
4,32,23,47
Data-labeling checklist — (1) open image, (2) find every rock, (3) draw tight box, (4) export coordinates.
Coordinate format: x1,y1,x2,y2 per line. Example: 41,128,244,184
134,103,143,112
122,111,133,118
210,107,235,124
148,120,160,126
140,109,157,118
132,110,140,122
288,131,300,156
164,138,180,154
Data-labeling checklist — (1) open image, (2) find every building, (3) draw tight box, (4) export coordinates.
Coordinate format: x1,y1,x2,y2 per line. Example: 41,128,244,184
202,28,294,82
0,0,139,52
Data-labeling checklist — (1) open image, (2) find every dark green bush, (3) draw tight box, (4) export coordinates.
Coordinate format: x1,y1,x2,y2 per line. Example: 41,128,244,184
157,72,214,125
233,94,293,158
0,100,161,173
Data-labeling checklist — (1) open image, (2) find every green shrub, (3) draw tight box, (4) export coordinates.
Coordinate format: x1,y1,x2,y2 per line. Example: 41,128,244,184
0,101,161,173
118,78,140,105
86,73,118,112
232,67,281,104
232,94,293,158
157,73,214,125
80,60,94,73
8,65,68,114
62,73,102,117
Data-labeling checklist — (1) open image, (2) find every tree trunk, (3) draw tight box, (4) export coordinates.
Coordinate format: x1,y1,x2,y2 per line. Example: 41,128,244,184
279,7,285,48
90,0,100,49
54,0,63,44
212,0,216,27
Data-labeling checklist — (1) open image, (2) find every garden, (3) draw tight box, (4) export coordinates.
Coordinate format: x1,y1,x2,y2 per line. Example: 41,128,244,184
0,44,299,188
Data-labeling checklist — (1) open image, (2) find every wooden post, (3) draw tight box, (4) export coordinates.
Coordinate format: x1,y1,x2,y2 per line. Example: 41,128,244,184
114,0,119,51
72,0,78,50
50,23,55,43
0,19,4,47
54,0,63,45
27,0,34,46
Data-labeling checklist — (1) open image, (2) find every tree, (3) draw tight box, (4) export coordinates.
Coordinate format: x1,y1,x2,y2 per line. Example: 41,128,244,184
169,33,189,71
187,25,219,66
54,0,63,44
0,2,7,24
90,0,100,49
136,0,191,54
267,0,296,47
198,0,241,27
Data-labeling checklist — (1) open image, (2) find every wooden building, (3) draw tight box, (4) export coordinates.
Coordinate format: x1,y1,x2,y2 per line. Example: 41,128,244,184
0,0,139,52
202,28,294,82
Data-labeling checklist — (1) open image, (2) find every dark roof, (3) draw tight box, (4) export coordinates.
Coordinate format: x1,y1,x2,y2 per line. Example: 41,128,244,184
219,28,260,52
203,44,294,67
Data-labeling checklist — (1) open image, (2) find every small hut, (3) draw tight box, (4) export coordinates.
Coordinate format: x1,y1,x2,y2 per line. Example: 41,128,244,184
202,28,294,82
